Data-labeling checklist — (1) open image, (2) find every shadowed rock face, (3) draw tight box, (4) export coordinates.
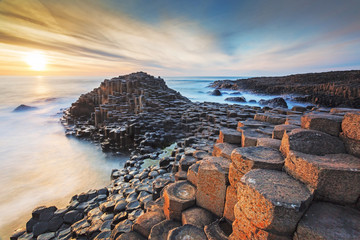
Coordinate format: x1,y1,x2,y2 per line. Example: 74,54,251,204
210,70,360,108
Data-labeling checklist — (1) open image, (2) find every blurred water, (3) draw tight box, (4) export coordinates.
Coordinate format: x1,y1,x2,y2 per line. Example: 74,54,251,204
0,76,129,238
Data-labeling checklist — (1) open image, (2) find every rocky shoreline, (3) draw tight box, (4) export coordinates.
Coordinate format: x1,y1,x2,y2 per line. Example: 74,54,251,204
11,72,360,240
210,70,360,108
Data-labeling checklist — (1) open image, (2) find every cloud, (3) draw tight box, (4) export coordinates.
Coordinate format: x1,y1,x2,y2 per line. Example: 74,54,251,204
0,0,359,76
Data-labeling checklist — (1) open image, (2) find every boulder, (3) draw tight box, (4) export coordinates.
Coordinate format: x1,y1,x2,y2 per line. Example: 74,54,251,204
148,220,181,240
167,224,207,240
285,151,360,204
294,202,360,240
110,219,133,239
196,161,227,217
181,207,215,228
237,169,312,234
259,97,288,108
210,89,222,96
280,128,346,157
301,113,343,136
224,97,246,102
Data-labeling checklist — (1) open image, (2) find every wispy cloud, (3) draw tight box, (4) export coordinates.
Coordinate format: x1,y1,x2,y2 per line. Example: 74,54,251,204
0,0,359,76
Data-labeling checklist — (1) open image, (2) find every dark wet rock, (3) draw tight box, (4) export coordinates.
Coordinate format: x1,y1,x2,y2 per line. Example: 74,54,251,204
225,96,246,102
259,97,288,108
249,99,257,103
37,232,56,240
148,220,181,240
63,210,83,224
93,230,111,240
32,206,57,221
13,104,37,112
32,221,49,237
132,211,166,237
110,219,133,239
210,89,222,96
117,231,146,240
126,200,141,211
10,229,26,240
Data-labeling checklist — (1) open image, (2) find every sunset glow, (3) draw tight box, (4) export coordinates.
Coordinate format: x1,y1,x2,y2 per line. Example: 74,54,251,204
24,52,46,71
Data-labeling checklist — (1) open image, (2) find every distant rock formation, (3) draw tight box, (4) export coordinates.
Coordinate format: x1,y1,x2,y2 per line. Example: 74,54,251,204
225,96,246,102
13,104,37,112
210,70,360,108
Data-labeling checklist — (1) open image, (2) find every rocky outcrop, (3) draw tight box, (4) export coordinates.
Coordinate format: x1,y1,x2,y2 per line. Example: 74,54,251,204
13,72,360,240
13,104,37,112
210,70,360,108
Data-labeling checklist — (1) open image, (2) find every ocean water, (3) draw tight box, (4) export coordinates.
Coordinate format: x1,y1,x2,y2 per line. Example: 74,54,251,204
0,75,304,238
164,76,304,108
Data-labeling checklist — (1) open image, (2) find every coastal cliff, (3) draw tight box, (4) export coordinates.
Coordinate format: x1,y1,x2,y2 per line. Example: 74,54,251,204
12,72,360,240
210,70,360,108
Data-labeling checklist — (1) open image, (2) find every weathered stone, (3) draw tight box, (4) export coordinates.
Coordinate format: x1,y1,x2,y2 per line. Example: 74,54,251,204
232,209,291,240
148,220,181,240
37,232,56,240
223,185,237,222
181,207,215,228
193,150,211,160
167,224,207,240
94,230,111,240
218,128,242,144
228,163,243,186
114,199,127,213
341,112,360,140
231,146,284,175
340,133,360,157
294,202,360,240
186,163,200,187
196,161,227,217
237,169,312,234
174,170,187,181
272,124,298,139
285,151,360,204
204,218,232,240
32,222,49,237
132,211,165,237
301,113,343,136
126,200,141,211
213,142,237,159
256,138,281,149
63,210,83,224
280,128,346,157
163,181,196,220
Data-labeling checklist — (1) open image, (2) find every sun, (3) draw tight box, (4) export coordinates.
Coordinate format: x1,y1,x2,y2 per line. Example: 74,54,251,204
24,51,47,71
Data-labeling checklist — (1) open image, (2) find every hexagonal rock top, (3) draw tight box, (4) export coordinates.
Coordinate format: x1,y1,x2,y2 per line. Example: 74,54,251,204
301,113,343,136
237,169,313,234
231,146,284,175
163,181,196,220
181,207,215,228
218,128,242,144
272,124,299,140
167,224,207,240
148,220,181,240
285,151,360,204
280,128,346,157
294,202,360,240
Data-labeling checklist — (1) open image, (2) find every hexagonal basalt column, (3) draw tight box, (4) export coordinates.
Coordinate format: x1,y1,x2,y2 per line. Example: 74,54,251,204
285,151,360,204
163,181,196,220
237,169,313,235
231,146,284,176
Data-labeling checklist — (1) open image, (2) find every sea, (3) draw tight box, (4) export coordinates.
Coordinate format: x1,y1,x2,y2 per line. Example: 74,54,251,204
0,75,304,238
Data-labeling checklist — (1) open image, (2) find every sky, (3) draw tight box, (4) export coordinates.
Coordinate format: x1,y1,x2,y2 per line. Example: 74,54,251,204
0,0,360,76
